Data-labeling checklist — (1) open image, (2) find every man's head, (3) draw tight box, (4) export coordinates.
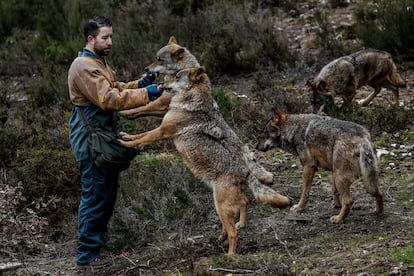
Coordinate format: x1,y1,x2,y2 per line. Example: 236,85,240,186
83,16,113,57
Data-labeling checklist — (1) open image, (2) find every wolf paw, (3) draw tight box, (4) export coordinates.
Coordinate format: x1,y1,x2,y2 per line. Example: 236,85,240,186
119,132,132,141
235,222,245,229
290,204,303,213
329,215,343,223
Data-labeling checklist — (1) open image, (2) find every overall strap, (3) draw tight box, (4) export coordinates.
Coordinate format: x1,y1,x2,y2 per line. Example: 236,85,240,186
76,106,94,136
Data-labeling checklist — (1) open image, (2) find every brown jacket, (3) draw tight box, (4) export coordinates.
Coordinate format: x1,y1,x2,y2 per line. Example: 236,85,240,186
68,55,149,111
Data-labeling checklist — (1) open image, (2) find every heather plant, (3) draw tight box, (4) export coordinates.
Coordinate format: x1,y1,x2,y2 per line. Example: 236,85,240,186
354,0,414,60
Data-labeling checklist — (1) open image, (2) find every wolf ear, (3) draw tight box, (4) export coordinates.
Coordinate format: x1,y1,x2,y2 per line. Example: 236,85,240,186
197,66,206,75
172,48,185,60
191,66,205,83
168,36,178,45
272,107,287,127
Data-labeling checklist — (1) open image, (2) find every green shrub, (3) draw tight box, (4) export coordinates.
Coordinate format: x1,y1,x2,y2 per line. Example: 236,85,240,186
354,0,414,60
11,147,80,224
214,88,242,121
313,13,349,58
112,154,212,247
111,0,293,79
0,126,19,166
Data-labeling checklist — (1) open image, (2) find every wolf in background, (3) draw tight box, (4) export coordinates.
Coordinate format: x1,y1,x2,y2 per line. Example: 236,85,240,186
307,49,406,114
120,36,275,185
120,67,291,255
256,107,384,223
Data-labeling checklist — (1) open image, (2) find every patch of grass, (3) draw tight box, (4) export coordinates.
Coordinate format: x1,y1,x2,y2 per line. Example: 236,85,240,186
214,87,242,122
391,246,414,265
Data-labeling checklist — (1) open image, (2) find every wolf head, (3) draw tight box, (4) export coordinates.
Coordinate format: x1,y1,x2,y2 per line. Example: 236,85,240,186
148,36,200,77
306,79,334,114
164,66,210,92
256,107,286,152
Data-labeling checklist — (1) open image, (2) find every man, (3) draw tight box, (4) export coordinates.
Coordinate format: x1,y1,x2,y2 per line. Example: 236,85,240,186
67,16,163,269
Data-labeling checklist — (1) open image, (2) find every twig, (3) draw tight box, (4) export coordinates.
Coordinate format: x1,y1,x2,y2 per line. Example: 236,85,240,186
271,226,295,261
209,265,258,274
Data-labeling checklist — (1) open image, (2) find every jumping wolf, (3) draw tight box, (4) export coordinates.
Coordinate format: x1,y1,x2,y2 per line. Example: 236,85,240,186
121,36,275,185
120,67,291,254
256,107,384,223
307,49,405,114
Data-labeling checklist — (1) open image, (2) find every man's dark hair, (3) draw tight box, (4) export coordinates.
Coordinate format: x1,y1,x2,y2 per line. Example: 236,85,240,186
83,16,112,42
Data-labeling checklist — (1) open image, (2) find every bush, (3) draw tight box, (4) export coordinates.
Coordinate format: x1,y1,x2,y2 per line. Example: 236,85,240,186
0,126,19,166
111,1,293,78
354,0,414,60
111,154,213,248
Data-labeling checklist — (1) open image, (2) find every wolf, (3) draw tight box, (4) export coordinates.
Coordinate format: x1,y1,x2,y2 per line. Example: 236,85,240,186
307,49,406,114
256,107,384,223
119,67,291,255
119,36,199,119
120,36,275,185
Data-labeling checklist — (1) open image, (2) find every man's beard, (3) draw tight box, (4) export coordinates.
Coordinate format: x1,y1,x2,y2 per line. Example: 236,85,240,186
94,46,111,57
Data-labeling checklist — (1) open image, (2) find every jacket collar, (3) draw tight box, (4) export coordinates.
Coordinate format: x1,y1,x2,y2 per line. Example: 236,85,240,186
78,48,106,62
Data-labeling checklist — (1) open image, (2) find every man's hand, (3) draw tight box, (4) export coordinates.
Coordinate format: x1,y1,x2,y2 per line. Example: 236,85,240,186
137,67,157,88
146,83,164,101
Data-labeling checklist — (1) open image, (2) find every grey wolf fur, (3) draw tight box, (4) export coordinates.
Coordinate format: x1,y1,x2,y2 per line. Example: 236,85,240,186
256,107,384,223
120,67,291,254
307,49,406,114
120,36,275,185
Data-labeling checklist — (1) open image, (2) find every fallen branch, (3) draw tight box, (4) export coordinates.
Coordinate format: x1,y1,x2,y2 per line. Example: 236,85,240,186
209,265,259,274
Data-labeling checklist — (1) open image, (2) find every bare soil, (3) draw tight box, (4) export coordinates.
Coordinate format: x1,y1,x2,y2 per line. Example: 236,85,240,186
3,2,414,275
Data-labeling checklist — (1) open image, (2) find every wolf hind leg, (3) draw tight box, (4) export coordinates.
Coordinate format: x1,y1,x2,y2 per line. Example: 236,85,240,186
213,179,248,255
360,142,384,215
331,176,341,209
330,174,353,223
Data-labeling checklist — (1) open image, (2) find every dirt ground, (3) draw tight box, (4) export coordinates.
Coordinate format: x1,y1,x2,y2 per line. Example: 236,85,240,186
3,2,414,275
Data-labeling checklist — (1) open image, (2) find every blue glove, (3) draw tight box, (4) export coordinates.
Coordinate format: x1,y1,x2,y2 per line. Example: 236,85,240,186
146,84,164,101
137,67,156,88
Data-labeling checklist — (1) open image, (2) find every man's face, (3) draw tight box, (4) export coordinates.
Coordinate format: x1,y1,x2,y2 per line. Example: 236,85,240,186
91,26,113,56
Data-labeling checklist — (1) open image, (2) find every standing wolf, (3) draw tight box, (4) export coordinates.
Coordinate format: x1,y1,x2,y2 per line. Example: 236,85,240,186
120,67,291,255
120,36,275,185
307,49,405,114
256,107,384,223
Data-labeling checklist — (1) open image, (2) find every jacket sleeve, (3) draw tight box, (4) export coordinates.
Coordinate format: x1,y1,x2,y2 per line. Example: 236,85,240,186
70,59,149,111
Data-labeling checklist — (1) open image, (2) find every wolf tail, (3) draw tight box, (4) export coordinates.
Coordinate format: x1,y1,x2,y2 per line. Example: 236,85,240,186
390,62,406,88
359,139,384,213
248,175,291,208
